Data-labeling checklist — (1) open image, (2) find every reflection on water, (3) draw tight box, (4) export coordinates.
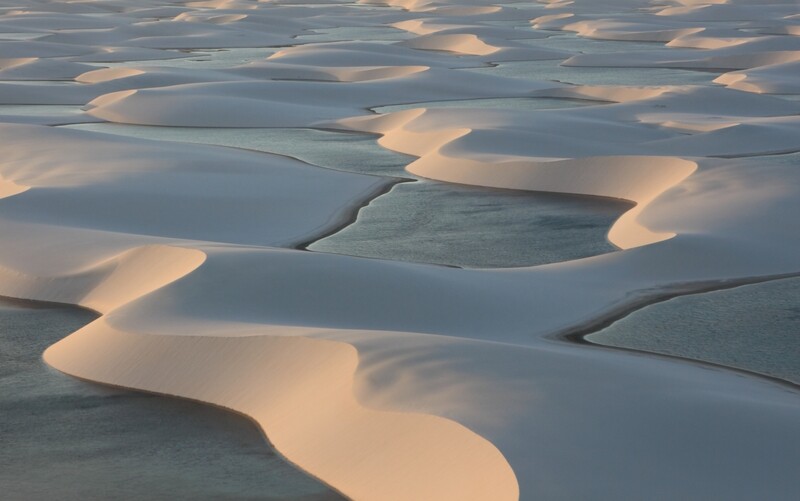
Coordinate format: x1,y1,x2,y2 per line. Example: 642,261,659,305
64,122,626,268
587,277,800,384
0,298,341,500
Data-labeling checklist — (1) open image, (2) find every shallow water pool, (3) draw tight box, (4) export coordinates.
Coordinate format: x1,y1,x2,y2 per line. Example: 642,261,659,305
587,277,800,384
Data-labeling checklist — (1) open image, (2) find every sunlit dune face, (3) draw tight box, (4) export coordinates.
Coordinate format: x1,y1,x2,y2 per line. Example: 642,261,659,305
2,0,800,499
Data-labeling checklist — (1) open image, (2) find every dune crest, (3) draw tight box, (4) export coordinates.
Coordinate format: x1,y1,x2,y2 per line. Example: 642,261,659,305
2,0,800,499
0,172,30,199
45,319,519,501
401,33,501,56
0,245,206,313
408,155,698,249
76,67,145,84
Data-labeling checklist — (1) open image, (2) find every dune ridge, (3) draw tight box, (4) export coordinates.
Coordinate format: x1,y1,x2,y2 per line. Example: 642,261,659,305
338,110,699,248
45,319,518,501
0,124,521,498
1,0,800,499
0,244,205,314
0,232,518,499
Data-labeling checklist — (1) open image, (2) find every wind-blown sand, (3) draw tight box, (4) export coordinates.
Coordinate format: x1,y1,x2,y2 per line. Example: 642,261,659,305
1,0,799,499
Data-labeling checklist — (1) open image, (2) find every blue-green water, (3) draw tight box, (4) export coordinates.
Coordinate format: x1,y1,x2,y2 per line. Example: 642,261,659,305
64,123,626,268
297,26,412,43
371,96,600,114
464,59,719,86
523,33,670,54
0,33,45,41
91,48,277,70
0,105,85,117
588,277,800,384
5,5,796,500
65,124,411,178
310,182,625,268
0,298,341,500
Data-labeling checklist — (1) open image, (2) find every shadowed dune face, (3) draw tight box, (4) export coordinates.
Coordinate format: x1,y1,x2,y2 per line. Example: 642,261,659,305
2,0,800,499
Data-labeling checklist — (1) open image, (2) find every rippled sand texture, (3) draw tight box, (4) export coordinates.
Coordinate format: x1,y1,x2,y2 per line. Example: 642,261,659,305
1,0,800,500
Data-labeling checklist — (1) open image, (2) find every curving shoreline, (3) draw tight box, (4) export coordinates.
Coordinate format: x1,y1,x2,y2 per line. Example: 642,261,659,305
557,274,800,389
3,0,800,499
0,296,342,500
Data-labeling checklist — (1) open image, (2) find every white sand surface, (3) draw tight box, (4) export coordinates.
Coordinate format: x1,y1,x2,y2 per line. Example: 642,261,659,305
1,0,800,499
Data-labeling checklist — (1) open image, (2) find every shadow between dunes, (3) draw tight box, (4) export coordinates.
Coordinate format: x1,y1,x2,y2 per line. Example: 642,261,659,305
0,133,707,500
0,243,518,500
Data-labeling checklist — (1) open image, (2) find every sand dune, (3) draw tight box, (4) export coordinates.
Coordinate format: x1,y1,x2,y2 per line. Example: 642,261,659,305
83,69,553,127
0,176,28,199
715,60,800,93
393,19,549,40
407,155,698,248
2,0,800,499
563,20,703,43
339,86,800,160
0,57,94,80
269,40,490,67
45,319,519,501
400,33,501,55
0,124,389,247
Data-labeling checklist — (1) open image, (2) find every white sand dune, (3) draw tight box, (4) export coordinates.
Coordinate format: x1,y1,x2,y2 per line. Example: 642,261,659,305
36,19,296,49
392,19,550,40
338,86,800,161
562,20,704,43
2,0,800,499
268,41,481,67
76,62,429,85
0,12,127,30
400,33,502,55
83,69,555,127
715,59,800,93
45,318,519,501
398,32,570,60
0,124,389,247
0,57,94,80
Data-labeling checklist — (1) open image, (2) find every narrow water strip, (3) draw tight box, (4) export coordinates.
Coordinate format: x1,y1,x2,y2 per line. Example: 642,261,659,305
463,59,720,86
